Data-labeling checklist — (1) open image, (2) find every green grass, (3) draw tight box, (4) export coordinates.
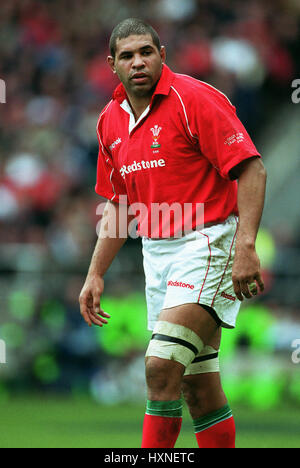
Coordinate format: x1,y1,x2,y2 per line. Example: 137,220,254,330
0,395,299,448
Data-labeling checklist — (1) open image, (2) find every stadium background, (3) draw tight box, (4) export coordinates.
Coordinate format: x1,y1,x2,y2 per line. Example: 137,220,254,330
0,0,300,448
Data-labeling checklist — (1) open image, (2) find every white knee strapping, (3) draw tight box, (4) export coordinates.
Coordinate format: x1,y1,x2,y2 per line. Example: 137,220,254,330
145,321,204,368
184,345,220,375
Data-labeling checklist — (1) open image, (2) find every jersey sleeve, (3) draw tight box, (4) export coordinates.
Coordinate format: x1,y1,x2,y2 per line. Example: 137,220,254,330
95,110,128,204
190,86,261,180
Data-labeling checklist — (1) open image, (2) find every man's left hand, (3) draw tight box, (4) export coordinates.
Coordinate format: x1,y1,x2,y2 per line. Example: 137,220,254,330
232,245,265,301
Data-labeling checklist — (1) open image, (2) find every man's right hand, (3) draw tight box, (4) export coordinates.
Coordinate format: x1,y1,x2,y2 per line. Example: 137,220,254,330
79,275,110,327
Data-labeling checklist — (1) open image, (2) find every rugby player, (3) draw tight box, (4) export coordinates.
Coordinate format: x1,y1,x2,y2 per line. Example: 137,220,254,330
79,18,267,448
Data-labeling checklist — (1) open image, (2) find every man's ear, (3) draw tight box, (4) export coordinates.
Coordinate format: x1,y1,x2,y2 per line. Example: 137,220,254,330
160,46,166,64
107,56,117,74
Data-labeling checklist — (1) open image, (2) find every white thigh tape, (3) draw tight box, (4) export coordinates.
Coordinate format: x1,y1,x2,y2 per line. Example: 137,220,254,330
184,345,220,375
145,321,204,368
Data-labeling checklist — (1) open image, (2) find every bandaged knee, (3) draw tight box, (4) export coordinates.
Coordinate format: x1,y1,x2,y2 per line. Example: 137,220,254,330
145,321,204,368
184,345,220,375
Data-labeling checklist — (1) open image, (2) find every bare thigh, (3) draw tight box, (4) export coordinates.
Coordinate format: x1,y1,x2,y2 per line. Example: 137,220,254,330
159,303,220,345
144,303,221,401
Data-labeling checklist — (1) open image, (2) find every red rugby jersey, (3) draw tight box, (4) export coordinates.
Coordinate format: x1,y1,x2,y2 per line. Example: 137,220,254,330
95,65,260,238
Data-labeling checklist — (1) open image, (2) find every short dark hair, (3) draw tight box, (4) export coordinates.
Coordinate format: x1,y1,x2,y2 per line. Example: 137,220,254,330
109,18,161,58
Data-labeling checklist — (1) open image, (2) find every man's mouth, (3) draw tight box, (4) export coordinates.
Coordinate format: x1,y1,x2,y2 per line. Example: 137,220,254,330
130,73,149,84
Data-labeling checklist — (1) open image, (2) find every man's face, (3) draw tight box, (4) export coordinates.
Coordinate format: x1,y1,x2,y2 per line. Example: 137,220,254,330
108,34,166,98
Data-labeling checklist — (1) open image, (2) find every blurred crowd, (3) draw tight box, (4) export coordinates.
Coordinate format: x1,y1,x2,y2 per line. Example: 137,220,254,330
0,0,299,395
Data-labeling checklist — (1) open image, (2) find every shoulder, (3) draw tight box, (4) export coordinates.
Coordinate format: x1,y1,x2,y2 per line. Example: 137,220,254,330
170,73,234,113
96,99,116,139
97,100,114,126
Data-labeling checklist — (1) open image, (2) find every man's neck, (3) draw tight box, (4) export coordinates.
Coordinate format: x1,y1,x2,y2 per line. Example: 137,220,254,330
127,94,152,121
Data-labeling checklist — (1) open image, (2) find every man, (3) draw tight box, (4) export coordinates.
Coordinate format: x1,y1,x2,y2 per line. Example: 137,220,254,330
79,18,267,448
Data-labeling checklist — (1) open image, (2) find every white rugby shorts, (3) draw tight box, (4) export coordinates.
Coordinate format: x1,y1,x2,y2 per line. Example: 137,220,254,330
142,215,240,330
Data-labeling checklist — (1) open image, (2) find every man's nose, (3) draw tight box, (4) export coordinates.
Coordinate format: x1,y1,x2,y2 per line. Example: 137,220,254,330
132,54,144,68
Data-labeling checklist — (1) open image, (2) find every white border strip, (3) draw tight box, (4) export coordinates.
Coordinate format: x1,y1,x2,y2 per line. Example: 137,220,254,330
177,73,233,106
96,100,117,201
170,86,198,141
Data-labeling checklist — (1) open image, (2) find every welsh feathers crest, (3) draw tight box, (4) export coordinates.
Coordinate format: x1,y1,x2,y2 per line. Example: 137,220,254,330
150,125,162,148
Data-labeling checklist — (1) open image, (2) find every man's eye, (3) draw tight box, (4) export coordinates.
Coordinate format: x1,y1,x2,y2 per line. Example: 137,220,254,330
142,51,151,56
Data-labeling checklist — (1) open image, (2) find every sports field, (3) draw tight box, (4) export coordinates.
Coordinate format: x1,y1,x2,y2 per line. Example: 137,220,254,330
0,396,299,448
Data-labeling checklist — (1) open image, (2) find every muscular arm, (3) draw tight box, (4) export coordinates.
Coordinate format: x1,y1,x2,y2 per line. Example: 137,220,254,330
79,200,134,326
89,201,129,277
231,157,267,301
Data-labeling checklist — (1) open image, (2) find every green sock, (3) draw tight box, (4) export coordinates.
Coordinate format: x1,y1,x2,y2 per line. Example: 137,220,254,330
193,404,233,433
146,399,183,417
142,399,183,447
